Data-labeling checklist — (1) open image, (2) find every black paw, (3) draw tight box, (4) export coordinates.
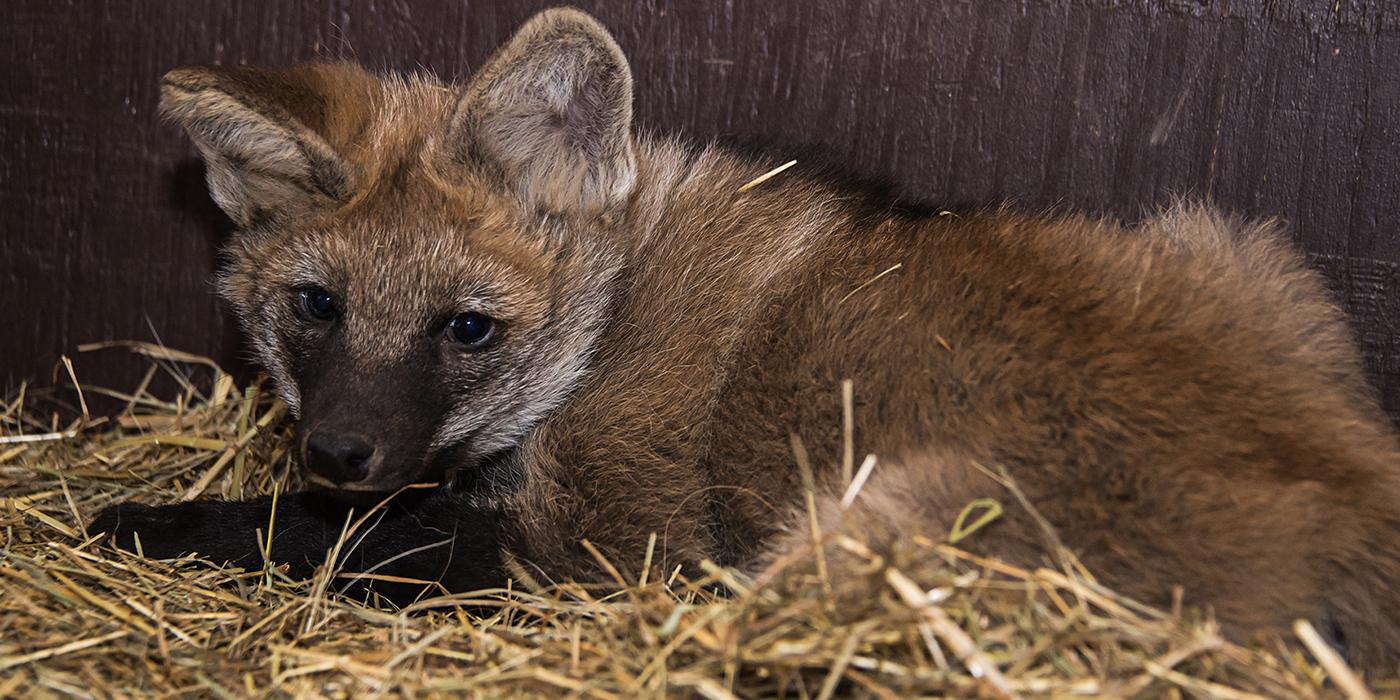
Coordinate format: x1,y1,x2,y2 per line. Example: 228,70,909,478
84,490,507,607
89,501,210,560
88,498,277,572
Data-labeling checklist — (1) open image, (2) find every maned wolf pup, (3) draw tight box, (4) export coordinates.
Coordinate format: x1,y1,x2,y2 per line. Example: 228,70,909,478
93,8,1400,671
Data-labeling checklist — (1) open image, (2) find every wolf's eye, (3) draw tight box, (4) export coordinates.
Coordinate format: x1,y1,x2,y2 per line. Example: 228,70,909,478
300,287,337,321
447,312,495,347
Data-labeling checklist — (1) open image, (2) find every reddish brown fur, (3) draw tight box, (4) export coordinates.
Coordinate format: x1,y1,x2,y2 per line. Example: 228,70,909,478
149,8,1400,673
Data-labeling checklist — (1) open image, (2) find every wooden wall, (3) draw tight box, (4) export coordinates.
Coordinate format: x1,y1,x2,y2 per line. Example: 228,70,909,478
3,0,1398,423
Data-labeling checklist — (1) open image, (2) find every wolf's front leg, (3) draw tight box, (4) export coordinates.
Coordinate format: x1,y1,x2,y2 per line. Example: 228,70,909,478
90,489,506,604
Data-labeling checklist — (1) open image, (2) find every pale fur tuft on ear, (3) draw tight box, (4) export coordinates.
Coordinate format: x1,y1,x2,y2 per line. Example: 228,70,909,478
449,8,636,216
160,63,373,228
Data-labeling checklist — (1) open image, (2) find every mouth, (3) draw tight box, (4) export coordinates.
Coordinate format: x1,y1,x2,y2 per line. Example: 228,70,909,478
303,451,446,492
305,473,422,493
299,440,517,498
305,473,444,506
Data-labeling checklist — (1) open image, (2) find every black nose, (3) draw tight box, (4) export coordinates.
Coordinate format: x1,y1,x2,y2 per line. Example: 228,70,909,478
304,432,375,484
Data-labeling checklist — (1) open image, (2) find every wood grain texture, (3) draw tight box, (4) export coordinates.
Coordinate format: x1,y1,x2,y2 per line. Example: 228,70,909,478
2,0,1397,424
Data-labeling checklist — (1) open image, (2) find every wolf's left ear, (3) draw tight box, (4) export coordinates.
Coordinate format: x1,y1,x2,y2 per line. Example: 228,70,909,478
448,8,635,216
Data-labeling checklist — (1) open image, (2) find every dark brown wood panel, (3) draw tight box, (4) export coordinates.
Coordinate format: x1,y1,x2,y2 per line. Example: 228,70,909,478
3,0,1398,423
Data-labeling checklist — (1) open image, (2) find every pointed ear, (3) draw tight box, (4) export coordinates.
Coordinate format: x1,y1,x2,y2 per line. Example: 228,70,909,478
448,8,635,216
160,63,374,228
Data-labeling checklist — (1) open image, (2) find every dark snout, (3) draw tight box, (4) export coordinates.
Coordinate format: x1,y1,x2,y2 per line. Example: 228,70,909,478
299,421,438,494
294,352,451,494
304,431,379,485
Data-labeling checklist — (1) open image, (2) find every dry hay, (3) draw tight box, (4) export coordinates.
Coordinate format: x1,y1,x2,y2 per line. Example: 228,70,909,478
0,344,1393,699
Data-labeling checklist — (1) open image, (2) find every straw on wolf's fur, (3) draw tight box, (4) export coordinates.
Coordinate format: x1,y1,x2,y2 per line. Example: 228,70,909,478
1,345,1392,698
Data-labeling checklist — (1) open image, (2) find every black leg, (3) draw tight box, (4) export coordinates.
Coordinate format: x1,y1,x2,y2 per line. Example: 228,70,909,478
89,488,505,605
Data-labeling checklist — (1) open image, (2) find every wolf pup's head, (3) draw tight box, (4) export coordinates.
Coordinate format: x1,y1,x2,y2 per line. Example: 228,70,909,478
162,9,633,494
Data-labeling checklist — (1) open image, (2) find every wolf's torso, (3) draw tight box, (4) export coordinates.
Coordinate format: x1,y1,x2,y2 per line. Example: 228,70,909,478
507,139,1400,664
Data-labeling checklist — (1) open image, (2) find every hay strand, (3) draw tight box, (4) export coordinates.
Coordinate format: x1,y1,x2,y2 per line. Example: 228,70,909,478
0,346,1386,697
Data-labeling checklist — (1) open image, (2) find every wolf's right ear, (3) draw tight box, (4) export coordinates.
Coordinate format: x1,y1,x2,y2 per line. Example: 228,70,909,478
447,8,635,217
160,63,373,228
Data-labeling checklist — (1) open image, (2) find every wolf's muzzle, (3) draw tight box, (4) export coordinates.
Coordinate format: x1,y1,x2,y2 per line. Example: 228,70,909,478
303,430,380,485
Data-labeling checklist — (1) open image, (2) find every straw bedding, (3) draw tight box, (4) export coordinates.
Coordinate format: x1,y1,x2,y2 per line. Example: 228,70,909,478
0,344,1391,698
